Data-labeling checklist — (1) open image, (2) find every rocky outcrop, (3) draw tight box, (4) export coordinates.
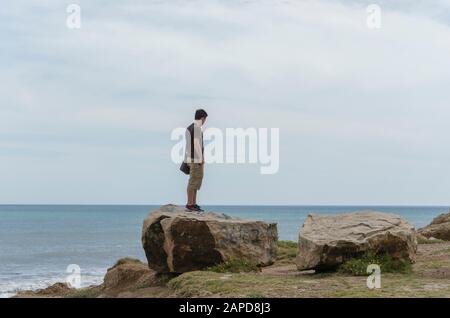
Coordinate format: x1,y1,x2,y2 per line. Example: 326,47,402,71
98,258,174,297
103,258,170,291
141,204,278,273
14,258,169,298
14,283,75,298
296,211,417,271
418,211,450,241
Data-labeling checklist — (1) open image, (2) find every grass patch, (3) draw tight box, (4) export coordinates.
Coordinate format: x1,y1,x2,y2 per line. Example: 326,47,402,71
277,240,298,250
276,240,298,263
417,237,445,244
432,247,450,255
113,257,142,266
247,292,266,298
207,259,260,273
167,271,231,297
67,286,102,298
167,271,303,297
338,254,412,276
422,260,448,269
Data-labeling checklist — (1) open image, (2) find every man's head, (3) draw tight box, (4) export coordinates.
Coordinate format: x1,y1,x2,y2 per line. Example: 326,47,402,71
195,109,208,124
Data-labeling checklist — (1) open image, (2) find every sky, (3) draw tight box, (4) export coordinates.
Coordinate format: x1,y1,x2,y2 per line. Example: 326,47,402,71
1,0,450,205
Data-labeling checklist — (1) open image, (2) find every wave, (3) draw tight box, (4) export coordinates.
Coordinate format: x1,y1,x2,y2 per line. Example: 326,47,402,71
0,270,106,298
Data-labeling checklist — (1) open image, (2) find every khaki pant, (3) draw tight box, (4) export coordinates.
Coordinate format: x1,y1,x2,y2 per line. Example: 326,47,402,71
188,163,204,191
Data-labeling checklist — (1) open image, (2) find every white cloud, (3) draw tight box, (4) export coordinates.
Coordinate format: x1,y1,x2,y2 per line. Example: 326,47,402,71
1,0,450,204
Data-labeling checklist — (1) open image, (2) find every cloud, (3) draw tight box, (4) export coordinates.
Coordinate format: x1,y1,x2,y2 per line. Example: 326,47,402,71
1,0,450,204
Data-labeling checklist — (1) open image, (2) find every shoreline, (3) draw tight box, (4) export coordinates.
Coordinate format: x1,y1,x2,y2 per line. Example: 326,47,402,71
12,239,450,298
3,206,450,297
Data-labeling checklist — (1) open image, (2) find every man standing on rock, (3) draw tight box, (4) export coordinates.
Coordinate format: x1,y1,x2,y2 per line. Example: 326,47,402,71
185,109,208,212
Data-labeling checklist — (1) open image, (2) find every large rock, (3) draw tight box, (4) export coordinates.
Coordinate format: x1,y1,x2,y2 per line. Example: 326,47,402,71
418,210,450,241
141,204,278,273
296,211,417,271
103,258,159,291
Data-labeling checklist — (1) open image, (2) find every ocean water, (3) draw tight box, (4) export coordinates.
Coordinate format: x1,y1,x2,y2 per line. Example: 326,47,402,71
0,205,447,297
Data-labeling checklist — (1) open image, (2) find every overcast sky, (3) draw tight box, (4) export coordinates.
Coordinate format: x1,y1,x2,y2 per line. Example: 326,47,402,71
1,0,450,205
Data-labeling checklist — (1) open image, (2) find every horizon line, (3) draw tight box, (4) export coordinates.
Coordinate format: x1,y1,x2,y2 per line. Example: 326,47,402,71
0,203,449,208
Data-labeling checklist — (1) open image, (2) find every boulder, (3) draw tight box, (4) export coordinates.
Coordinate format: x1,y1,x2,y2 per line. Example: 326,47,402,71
141,204,278,273
418,210,450,241
296,211,417,271
103,258,157,290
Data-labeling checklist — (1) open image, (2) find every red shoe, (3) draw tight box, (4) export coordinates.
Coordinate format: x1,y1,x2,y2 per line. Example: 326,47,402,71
185,204,195,212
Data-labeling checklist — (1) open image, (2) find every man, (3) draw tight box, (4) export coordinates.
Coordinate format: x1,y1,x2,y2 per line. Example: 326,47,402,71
185,109,208,212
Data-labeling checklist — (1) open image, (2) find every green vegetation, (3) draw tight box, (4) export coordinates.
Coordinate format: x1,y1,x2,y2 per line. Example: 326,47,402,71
165,263,450,298
207,259,260,273
67,286,102,298
113,257,142,266
417,237,445,244
276,240,298,263
338,254,412,276
247,292,266,298
167,271,304,298
25,240,450,298
432,247,450,255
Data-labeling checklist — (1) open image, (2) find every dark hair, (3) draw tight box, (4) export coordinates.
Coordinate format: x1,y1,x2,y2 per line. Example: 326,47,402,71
195,109,208,120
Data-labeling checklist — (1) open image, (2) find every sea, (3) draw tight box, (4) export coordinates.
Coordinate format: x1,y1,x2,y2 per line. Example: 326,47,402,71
0,205,447,298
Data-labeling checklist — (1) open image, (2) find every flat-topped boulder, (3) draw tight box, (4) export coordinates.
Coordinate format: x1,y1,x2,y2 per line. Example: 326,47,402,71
141,204,278,273
418,210,450,241
296,211,417,271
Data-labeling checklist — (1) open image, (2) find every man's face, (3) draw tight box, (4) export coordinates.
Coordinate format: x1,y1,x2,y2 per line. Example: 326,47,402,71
201,117,207,125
